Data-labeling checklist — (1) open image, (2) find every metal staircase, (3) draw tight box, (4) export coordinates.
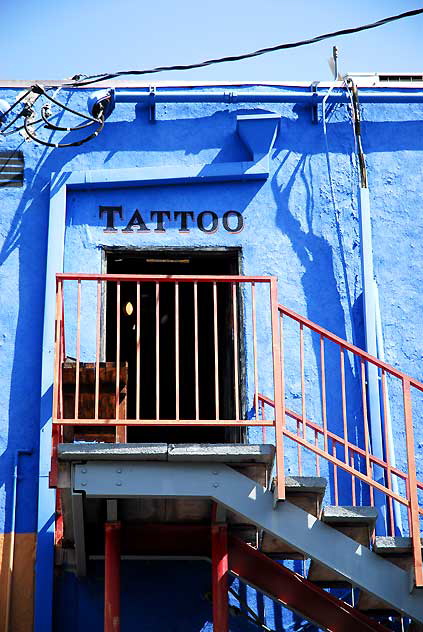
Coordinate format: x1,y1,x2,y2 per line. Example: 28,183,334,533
50,273,423,631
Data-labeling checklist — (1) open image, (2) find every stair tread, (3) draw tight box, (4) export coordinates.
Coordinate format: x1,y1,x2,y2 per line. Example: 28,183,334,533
285,476,327,494
374,536,423,554
322,506,378,526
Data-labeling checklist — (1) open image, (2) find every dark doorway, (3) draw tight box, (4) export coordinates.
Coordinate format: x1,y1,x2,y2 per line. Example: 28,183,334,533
105,249,243,443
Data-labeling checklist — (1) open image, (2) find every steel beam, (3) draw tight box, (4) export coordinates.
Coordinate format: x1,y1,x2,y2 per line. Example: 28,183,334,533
73,461,423,622
229,536,389,632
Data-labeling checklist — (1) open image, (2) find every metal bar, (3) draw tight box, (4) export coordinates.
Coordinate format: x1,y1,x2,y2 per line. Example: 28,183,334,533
320,335,328,452
340,346,348,462
156,282,160,421
57,273,273,283
104,521,121,632
402,378,423,587
270,278,285,501
278,304,423,392
136,282,140,421
52,279,62,420
213,282,219,420
351,454,356,506
282,427,409,507
297,420,302,475
258,394,410,484
260,399,266,443
211,523,229,632
251,282,259,420
175,282,179,420
279,314,286,431
194,282,199,420
300,322,306,438
361,359,374,506
228,536,390,632
333,442,339,505
232,283,240,421
55,418,275,426
95,280,101,420
315,429,320,476
115,282,121,421
74,280,81,420
381,370,395,536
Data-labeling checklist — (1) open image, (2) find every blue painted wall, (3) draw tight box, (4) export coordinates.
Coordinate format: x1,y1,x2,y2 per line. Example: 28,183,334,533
0,83,422,629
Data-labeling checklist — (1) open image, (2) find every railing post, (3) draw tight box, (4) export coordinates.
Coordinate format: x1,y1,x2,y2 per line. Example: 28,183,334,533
105,521,121,632
52,278,62,422
50,279,63,487
211,520,229,632
402,378,423,587
270,278,285,501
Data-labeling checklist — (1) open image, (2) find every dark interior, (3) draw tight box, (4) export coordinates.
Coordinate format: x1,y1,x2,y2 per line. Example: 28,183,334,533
106,249,243,443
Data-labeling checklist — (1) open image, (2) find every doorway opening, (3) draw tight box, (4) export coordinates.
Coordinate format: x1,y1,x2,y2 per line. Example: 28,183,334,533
105,248,244,443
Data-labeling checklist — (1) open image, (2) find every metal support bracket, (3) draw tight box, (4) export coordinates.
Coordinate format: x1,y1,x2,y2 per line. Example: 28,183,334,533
311,81,319,124
149,86,156,123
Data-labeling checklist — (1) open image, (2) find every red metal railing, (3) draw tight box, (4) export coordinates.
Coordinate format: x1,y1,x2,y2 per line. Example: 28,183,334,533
259,304,423,587
51,273,423,585
52,273,283,455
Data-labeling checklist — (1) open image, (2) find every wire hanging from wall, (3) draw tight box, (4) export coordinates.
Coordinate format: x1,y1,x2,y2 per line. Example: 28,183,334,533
0,84,106,148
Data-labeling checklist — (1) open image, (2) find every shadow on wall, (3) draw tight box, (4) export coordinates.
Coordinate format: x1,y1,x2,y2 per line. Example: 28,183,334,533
0,105,267,539
270,142,364,504
53,560,288,632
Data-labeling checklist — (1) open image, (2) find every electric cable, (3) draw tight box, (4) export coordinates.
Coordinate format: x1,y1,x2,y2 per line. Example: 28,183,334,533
22,106,105,148
1,118,43,136
0,87,34,119
64,7,423,86
0,109,29,134
40,104,96,132
33,84,102,123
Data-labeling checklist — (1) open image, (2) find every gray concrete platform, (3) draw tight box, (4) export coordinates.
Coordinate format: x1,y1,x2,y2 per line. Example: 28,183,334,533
58,442,275,464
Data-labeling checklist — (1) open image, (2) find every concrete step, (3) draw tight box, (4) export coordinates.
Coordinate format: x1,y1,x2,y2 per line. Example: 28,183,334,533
261,476,327,558
308,506,378,585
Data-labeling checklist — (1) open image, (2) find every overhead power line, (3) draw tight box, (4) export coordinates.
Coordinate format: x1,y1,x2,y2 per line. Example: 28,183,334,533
66,7,423,87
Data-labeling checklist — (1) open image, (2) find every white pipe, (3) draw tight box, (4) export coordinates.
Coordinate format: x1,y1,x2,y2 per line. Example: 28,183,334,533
358,187,387,532
374,280,403,534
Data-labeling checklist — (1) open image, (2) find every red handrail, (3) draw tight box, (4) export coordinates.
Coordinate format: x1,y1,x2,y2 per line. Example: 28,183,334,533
279,304,423,392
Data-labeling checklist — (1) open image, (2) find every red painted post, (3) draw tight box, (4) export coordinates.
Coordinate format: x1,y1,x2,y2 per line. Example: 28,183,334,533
105,521,121,632
211,523,229,632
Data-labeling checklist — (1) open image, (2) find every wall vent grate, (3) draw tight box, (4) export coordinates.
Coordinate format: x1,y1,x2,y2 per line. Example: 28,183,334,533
378,74,423,82
0,151,24,188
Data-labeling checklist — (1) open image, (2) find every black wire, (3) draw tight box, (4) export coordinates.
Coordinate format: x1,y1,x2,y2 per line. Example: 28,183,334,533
0,109,27,133
65,7,423,87
35,85,104,123
1,118,43,136
0,87,34,118
22,110,105,148
40,105,96,132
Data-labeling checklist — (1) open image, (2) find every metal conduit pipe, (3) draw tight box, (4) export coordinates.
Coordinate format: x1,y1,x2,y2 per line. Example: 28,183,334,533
113,89,423,104
88,87,423,118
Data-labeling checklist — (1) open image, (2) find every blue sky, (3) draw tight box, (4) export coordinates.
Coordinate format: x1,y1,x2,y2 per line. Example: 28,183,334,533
0,0,422,82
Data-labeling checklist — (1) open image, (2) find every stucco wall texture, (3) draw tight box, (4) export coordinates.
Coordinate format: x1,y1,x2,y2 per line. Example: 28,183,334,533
0,83,422,630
